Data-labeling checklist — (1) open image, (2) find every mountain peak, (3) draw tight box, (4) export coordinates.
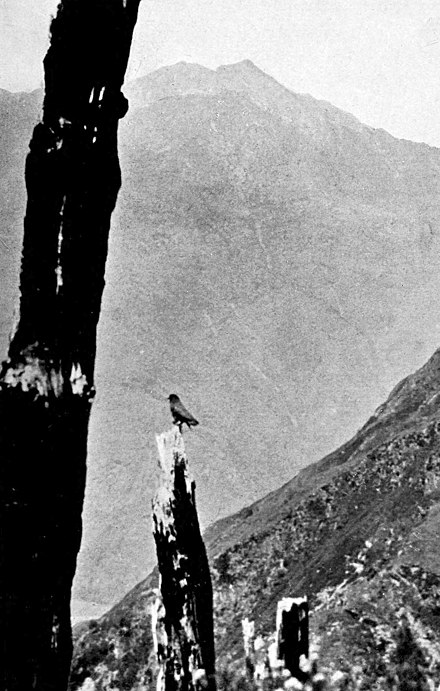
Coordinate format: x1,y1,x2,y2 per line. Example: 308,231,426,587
218,58,261,72
215,58,283,86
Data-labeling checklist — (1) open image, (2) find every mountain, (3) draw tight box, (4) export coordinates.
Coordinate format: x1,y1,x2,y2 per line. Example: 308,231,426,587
2,61,440,614
0,88,42,347
70,346,440,688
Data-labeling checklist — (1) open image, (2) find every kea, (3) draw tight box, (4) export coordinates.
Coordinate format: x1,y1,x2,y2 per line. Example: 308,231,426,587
168,394,199,432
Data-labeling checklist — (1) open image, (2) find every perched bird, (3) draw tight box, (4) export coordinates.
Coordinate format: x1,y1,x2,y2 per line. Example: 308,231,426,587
168,394,199,432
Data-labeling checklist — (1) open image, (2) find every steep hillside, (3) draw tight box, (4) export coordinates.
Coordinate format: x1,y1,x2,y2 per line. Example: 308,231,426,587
2,62,440,612
70,347,440,689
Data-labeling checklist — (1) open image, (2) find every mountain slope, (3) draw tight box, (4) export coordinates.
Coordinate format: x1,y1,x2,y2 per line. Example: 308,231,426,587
70,346,440,688
0,88,42,346
2,62,440,612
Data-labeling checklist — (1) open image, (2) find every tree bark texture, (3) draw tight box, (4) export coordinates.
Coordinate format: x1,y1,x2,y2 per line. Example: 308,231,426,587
152,428,217,691
0,1,140,689
276,597,309,679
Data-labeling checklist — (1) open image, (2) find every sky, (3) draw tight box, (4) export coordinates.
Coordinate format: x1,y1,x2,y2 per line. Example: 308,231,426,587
1,0,440,146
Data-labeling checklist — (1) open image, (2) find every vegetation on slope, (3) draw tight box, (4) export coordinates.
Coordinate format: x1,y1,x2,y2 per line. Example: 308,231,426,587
70,349,440,688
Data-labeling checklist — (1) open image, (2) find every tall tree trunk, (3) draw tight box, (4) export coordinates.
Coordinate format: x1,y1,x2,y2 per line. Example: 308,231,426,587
0,2,140,688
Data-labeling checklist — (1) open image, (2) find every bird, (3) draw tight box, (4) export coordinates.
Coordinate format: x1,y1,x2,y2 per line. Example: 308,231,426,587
168,394,199,432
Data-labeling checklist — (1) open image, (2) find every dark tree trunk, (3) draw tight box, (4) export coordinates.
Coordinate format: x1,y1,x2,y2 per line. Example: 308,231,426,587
0,1,140,688
276,597,309,680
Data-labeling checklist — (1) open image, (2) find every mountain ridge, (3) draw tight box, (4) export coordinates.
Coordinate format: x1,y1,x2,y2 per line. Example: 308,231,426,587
126,59,437,147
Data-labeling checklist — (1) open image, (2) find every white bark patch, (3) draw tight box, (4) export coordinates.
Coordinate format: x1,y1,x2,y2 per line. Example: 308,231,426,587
55,197,66,293
70,363,88,395
151,588,167,654
242,618,255,658
3,357,64,397
151,589,168,691
155,428,192,494
51,616,60,649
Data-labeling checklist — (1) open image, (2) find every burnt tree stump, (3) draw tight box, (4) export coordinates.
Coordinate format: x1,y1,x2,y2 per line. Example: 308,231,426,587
152,428,216,691
0,1,140,689
276,597,309,679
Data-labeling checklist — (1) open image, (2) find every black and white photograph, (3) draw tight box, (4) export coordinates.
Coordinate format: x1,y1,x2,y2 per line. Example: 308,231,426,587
1,1,440,688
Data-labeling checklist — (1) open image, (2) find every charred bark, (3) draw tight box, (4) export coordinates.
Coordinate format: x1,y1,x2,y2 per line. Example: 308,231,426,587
276,597,309,680
0,1,140,689
152,429,216,691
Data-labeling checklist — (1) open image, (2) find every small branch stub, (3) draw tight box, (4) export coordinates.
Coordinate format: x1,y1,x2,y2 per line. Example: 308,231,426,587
152,427,216,691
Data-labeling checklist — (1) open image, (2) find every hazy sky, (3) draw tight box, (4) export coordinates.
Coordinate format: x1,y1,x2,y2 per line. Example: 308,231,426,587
2,0,440,146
